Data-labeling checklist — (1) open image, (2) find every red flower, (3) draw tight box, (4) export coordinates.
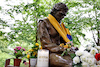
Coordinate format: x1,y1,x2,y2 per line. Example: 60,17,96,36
95,53,100,61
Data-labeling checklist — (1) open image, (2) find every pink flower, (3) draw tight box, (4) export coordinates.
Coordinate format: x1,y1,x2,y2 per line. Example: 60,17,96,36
16,46,22,49
14,46,26,58
15,51,17,53
16,46,22,50
14,48,16,50
23,48,25,51
18,48,21,50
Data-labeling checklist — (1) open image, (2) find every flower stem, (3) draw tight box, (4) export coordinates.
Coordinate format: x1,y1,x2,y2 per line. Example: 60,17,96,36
61,49,67,56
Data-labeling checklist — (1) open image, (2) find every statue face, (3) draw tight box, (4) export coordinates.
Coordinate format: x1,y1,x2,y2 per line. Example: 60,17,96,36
54,10,67,22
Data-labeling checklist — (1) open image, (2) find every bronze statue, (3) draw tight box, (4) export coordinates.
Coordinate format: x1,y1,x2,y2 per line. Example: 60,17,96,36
38,2,75,67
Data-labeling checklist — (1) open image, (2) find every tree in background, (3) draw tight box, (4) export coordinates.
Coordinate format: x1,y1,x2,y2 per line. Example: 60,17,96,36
0,0,100,47
0,0,99,66
65,0,100,46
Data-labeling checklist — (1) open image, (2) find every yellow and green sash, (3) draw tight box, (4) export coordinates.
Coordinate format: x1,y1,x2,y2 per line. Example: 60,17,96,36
47,14,72,43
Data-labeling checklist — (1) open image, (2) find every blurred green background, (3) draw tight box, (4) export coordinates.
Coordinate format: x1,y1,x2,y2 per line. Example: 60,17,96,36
0,0,100,67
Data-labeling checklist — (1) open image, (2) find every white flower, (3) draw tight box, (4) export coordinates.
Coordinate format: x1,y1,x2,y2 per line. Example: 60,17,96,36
97,60,100,65
94,58,97,64
80,55,87,62
75,50,83,56
83,51,89,56
98,50,100,53
95,46,100,50
90,64,97,67
90,47,98,55
86,45,92,50
82,62,89,67
97,65,100,67
87,58,95,65
83,51,92,58
86,53,94,58
73,56,80,64
89,55,94,58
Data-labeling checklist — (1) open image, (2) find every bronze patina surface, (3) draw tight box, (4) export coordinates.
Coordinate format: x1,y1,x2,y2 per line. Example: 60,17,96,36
37,2,75,67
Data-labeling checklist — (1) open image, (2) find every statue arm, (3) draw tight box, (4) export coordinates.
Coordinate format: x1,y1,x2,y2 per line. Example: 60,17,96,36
38,20,64,52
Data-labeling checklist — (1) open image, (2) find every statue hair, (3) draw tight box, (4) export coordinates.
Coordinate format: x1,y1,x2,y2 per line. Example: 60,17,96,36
50,2,68,15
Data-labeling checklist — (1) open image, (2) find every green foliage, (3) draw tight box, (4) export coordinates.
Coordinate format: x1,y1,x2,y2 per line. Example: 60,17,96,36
61,50,68,56
70,53,76,59
73,63,82,67
0,6,2,10
61,48,76,59
14,46,26,59
0,51,14,67
0,18,8,27
65,0,100,46
0,0,99,66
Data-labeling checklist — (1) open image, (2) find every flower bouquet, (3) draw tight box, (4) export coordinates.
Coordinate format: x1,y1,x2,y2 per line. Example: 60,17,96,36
26,43,42,67
26,43,42,59
14,46,26,58
14,46,26,66
60,43,78,59
73,44,100,67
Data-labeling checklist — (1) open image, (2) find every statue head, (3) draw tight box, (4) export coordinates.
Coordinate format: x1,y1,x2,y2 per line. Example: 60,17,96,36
50,2,68,22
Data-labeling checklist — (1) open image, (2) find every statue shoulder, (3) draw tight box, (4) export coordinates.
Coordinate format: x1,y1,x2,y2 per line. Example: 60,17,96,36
38,18,50,28
38,18,49,23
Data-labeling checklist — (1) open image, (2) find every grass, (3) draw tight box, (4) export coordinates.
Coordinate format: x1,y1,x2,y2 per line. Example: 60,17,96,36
0,52,14,67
